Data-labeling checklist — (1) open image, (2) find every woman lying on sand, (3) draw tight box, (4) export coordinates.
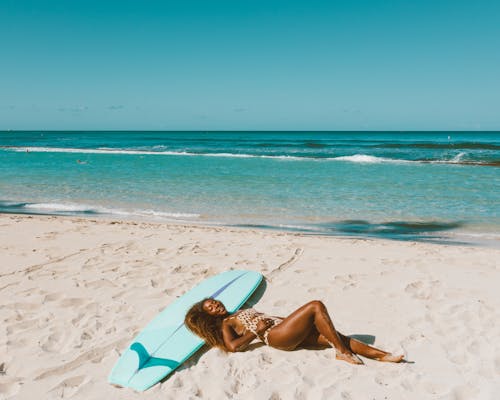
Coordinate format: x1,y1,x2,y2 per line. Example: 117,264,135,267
185,299,404,364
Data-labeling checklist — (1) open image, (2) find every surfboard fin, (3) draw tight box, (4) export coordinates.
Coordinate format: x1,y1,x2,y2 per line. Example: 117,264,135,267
130,342,180,371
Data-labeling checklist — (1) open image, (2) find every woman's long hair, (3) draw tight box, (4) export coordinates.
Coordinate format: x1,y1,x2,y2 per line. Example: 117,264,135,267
184,298,228,351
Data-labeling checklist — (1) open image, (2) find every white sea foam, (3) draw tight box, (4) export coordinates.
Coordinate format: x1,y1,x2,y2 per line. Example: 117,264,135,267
2,146,303,160
1,146,486,165
132,210,200,219
423,152,474,165
2,146,402,162
331,154,409,164
22,202,199,219
6,146,188,156
278,224,324,231
450,152,467,163
24,202,94,212
200,152,301,159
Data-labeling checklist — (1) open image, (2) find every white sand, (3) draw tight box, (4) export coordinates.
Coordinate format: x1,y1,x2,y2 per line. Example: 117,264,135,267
1,214,499,399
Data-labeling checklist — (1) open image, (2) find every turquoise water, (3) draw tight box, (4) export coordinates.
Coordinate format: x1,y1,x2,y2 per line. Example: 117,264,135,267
1,131,499,244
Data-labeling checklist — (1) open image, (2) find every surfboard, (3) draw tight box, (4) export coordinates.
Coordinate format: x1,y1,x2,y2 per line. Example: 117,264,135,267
108,269,263,391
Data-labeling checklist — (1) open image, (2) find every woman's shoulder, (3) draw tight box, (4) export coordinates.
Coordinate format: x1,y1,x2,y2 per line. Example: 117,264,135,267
223,312,238,323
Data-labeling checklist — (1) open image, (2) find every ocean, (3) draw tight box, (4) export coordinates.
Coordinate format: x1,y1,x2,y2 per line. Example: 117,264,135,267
1,131,499,245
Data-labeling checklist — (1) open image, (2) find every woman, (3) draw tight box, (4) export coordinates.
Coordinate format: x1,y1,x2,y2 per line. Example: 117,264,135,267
185,298,404,364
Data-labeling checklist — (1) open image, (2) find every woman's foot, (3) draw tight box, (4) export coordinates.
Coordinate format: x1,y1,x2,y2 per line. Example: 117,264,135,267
377,353,404,363
336,351,364,365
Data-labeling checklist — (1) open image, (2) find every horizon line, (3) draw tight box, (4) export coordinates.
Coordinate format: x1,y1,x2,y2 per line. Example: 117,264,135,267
1,130,499,133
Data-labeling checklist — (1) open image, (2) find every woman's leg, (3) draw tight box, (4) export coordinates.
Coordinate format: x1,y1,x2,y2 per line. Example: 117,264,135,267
339,333,404,362
301,329,404,362
266,301,363,364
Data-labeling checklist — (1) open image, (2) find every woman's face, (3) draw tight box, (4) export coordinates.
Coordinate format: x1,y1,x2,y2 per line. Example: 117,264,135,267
202,299,227,316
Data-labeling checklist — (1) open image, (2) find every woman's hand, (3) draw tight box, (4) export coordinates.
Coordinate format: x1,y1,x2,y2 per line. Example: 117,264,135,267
256,318,274,335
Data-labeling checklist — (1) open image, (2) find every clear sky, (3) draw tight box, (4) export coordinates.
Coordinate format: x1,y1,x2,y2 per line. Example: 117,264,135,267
1,0,499,130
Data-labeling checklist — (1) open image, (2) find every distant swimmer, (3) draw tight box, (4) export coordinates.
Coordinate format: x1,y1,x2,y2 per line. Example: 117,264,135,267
76,159,87,164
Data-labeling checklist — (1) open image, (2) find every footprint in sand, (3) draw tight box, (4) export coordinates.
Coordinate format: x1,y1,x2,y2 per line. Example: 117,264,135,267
80,331,93,341
4,301,41,311
155,247,167,255
340,391,353,400
235,259,252,266
40,331,65,353
49,375,88,398
83,255,100,268
332,274,360,290
257,353,273,366
6,319,39,335
268,392,281,400
442,341,469,365
423,381,448,396
105,326,117,334
71,312,85,327
84,279,116,289
150,278,160,288
42,231,59,240
173,265,189,273
43,293,64,302
176,243,193,254
374,368,400,387
59,298,86,307
405,280,441,300
15,287,42,297
192,244,208,254
0,379,22,399
307,286,328,294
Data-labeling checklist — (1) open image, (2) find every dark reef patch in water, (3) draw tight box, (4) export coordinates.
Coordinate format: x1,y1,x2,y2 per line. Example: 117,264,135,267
321,220,462,235
303,142,328,149
416,158,500,167
233,220,467,245
373,142,500,150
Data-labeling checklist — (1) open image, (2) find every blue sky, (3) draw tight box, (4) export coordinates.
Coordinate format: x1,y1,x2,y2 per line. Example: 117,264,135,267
1,0,499,130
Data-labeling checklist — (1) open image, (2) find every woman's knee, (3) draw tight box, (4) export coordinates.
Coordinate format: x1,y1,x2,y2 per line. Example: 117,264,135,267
307,300,326,312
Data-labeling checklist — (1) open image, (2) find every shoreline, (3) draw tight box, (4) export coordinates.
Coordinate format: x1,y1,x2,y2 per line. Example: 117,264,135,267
1,213,499,399
1,210,498,249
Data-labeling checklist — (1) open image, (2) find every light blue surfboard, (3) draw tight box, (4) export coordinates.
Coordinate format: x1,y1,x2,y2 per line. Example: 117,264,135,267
108,269,263,391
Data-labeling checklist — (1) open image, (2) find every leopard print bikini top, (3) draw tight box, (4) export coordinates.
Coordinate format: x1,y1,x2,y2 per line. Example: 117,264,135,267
232,308,283,345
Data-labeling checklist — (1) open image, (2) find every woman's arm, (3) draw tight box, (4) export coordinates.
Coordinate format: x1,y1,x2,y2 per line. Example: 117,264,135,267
222,320,256,352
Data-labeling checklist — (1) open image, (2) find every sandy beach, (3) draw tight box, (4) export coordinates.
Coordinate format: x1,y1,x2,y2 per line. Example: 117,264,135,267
1,214,499,399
